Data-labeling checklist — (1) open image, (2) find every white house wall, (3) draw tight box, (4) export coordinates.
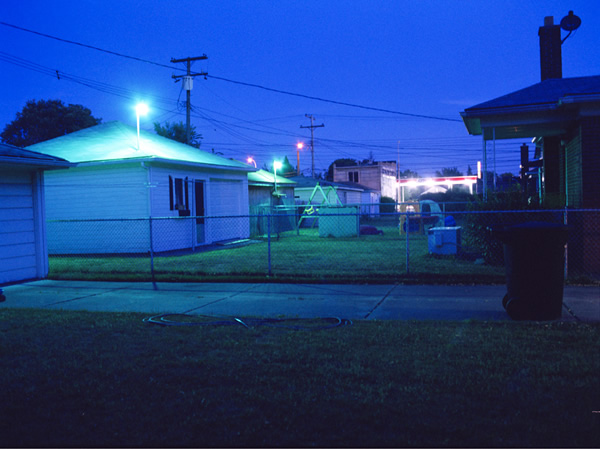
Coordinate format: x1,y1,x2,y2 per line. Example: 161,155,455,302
43,162,250,254
150,164,250,250
0,168,47,283
44,163,151,254
44,163,150,219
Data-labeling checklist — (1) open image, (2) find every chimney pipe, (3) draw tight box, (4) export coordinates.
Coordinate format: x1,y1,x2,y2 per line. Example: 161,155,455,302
539,16,562,81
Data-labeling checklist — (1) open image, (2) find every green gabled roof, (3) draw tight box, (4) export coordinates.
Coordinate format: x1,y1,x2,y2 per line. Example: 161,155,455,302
248,169,296,186
26,121,253,171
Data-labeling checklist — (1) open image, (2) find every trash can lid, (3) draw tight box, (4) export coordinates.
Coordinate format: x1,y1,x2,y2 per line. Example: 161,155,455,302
508,221,566,230
489,221,568,244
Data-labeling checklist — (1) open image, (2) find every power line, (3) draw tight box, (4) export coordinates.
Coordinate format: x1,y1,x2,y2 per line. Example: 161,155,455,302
0,21,181,71
1,21,462,123
206,74,462,122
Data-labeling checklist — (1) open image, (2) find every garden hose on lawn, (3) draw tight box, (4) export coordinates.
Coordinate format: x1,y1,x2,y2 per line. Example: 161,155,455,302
143,313,352,330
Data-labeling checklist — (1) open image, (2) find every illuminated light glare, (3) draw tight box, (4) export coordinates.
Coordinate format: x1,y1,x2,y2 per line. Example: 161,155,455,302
247,157,257,168
136,103,149,116
135,103,149,151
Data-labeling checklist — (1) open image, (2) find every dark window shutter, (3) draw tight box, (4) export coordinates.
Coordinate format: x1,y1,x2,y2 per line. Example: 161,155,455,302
184,177,189,209
169,176,174,210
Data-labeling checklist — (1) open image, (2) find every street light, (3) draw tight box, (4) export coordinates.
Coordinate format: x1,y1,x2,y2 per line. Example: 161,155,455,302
273,160,283,193
296,142,304,176
247,157,257,168
135,103,149,151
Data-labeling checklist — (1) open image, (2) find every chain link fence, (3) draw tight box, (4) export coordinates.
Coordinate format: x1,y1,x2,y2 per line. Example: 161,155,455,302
47,205,600,284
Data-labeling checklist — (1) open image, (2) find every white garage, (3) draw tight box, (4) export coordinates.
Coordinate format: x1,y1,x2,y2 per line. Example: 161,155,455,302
0,143,72,285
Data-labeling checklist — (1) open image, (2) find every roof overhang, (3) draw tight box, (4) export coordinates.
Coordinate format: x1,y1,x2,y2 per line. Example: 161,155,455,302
0,143,75,170
460,103,576,140
73,157,256,173
461,77,600,140
0,156,75,169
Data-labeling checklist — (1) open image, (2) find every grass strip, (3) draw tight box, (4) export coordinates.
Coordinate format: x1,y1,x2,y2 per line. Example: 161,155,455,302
49,228,507,284
0,308,598,447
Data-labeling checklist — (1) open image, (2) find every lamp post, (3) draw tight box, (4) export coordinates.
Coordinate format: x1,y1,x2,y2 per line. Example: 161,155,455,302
247,157,257,168
135,103,149,151
273,160,283,193
296,142,304,176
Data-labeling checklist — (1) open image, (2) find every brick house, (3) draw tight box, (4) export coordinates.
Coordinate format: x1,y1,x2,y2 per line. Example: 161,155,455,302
460,14,600,276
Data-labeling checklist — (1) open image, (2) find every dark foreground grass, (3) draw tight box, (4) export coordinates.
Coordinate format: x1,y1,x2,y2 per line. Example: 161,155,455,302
1,309,599,447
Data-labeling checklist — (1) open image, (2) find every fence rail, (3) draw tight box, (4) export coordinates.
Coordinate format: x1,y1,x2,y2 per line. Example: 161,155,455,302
47,207,600,284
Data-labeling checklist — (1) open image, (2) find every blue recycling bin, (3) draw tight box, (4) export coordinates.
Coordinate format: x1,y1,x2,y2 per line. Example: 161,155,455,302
491,222,568,321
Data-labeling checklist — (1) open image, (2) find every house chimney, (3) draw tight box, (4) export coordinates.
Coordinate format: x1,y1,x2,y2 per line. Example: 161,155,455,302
539,16,562,81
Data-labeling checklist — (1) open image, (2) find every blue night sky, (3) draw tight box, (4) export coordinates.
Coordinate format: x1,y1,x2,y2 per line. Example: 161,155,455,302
2,1,599,177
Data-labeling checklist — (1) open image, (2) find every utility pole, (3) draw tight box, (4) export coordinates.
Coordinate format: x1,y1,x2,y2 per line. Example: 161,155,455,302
171,55,208,145
300,114,324,178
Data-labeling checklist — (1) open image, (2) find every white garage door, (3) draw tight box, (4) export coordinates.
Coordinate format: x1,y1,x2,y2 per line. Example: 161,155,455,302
0,170,41,284
209,179,243,216
208,179,246,242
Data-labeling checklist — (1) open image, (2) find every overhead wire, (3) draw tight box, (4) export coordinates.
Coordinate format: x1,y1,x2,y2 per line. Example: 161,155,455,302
0,21,522,173
0,21,182,72
1,21,462,123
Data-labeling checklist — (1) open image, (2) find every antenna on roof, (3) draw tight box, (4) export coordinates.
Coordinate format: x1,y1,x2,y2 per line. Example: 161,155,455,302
560,11,581,44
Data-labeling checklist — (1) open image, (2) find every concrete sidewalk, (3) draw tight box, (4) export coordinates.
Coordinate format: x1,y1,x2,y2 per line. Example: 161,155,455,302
1,280,598,322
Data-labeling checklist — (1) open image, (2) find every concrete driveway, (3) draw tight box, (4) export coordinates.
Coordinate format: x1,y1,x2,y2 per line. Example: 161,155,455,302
1,280,598,322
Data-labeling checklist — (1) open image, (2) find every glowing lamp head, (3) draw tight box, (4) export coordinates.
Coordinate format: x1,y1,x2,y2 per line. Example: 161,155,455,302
297,142,304,150
136,103,149,116
273,161,283,171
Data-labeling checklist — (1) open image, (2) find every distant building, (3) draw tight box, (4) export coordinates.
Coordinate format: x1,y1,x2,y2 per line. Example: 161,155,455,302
333,161,397,199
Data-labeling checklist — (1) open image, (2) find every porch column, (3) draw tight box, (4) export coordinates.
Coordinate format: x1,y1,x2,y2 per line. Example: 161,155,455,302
482,133,488,201
543,136,563,206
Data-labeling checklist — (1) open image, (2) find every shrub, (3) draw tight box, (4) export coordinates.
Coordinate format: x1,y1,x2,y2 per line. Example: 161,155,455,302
380,196,396,214
463,192,551,265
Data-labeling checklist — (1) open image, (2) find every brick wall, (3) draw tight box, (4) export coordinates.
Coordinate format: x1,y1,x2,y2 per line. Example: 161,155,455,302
580,116,600,209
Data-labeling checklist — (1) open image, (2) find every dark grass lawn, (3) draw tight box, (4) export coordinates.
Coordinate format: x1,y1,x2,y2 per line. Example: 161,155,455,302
1,308,598,447
49,226,506,284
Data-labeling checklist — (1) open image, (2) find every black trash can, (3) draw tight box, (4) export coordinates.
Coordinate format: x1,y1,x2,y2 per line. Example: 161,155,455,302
490,222,568,321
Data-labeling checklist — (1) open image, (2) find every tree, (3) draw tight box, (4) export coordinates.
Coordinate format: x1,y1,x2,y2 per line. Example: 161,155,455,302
154,121,202,148
1,99,101,147
399,169,419,179
279,156,295,176
265,156,295,176
435,167,463,177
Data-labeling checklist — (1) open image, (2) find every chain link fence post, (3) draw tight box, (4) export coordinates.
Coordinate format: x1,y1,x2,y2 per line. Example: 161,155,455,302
406,212,410,274
149,217,155,284
267,212,272,276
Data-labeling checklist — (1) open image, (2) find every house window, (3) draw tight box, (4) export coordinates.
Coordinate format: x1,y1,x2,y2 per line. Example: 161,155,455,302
169,176,189,212
348,171,359,183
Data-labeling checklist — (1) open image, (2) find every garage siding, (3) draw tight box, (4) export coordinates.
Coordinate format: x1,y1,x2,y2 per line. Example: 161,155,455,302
0,170,38,284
